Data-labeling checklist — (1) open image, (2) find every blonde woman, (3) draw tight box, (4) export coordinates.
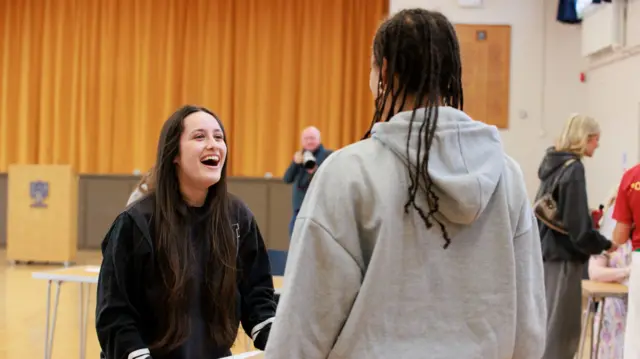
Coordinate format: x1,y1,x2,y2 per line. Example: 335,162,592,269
126,168,153,206
535,114,614,359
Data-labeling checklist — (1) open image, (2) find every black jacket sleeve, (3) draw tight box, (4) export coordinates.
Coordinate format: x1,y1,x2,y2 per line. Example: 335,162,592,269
560,178,612,254
283,161,301,184
96,213,151,359
237,214,277,350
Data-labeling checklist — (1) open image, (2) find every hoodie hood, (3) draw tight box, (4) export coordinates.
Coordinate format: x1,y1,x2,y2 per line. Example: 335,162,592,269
538,146,580,181
371,107,504,225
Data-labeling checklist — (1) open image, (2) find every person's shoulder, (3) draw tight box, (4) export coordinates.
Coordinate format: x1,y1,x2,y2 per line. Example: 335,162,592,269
503,154,524,180
565,157,586,179
616,164,640,196
124,192,154,218
228,192,255,224
312,139,385,191
305,141,379,206
227,193,264,241
103,207,151,254
113,194,154,249
623,164,640,182
502,154,530,204
629,163,640,173
501,154,537,235
503,154,527,190
320,139,377,167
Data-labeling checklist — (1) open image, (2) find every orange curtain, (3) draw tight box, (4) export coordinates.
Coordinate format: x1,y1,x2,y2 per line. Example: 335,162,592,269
0,0,387,176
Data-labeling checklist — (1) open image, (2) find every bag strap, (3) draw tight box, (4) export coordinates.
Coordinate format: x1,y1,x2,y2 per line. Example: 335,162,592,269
548,158,577,195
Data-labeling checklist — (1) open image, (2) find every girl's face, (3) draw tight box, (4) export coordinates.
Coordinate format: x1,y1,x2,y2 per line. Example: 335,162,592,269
584,133,600,157
174,111,227,191
369,53,395,119
369,54,381,98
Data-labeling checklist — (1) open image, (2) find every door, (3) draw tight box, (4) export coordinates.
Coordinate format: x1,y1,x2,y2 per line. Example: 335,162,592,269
455,24,512,129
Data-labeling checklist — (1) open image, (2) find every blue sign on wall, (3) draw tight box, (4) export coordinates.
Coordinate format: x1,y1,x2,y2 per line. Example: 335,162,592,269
30,180,49,208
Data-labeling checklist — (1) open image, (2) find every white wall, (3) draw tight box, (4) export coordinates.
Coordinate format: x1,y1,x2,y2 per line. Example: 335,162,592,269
583,57,640,206
390,0,639,207
583,0,640,206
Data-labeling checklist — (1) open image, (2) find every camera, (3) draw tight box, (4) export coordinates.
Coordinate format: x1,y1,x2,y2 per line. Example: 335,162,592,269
302,150,317,169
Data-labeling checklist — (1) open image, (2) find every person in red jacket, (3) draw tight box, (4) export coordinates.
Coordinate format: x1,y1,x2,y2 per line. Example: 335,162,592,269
612,164,640,359
611,164,640,250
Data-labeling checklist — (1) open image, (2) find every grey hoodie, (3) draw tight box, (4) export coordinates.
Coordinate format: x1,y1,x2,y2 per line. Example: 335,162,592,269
265,107,546,359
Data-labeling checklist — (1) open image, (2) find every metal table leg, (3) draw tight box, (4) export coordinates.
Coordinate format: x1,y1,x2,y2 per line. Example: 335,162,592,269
44,281,51,359
44,280,63,359
79,282,90,359
594,298,606,359
578,296,595,359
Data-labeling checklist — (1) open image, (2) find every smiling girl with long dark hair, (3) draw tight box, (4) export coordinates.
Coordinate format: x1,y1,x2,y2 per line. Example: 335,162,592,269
96,105,276,359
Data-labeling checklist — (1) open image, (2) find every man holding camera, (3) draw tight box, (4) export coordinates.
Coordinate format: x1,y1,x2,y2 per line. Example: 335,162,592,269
283,126,333,238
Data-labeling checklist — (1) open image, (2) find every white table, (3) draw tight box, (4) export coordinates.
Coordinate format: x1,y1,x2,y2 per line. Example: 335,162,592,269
32,265,100,359
31,266,280,359
577,280,629,359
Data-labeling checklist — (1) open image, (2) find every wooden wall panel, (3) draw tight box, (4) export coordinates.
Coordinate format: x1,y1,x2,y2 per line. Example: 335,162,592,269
455,24,511,129
80,175,139,249
0,173,6,246
0,174,293,253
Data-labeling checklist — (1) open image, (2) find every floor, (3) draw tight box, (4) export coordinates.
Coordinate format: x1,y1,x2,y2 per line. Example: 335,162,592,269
0,249,596,359
0,250,279,359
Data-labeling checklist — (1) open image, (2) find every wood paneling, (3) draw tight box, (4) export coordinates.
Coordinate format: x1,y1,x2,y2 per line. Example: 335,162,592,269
6,165,78,264
455,24,511,129
228,180,270,246
0,174,293,254
79,175,140,249
0,173,6,246
268,184,293,251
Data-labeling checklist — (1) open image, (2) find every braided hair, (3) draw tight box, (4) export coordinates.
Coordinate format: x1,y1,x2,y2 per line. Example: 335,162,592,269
364,9,463,249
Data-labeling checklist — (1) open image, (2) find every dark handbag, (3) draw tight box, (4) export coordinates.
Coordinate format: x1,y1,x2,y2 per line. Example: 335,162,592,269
534,158,576,234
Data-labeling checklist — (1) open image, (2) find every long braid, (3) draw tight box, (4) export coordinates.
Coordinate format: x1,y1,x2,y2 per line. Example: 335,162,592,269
403,14,429,215
423,17,453,247
420,15,451,247
365,9,462,248
382,23,404,125
362,21,403,140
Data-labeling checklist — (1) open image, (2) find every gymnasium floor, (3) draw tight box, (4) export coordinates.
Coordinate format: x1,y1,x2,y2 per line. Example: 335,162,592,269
0,249,593,359
0,250,277,359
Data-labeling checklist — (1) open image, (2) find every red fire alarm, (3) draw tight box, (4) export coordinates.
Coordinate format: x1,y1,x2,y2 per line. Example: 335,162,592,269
580,72,586,83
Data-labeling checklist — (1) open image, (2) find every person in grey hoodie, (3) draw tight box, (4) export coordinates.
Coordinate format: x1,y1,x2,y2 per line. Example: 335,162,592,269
264,8,546,359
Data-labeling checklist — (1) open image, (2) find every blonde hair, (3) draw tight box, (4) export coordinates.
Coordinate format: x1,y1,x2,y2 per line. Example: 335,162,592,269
555,114,600,156
137,167,154,194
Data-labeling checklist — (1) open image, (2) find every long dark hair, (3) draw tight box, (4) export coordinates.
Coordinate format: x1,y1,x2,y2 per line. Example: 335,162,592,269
365,9,463,248
150,105,238,351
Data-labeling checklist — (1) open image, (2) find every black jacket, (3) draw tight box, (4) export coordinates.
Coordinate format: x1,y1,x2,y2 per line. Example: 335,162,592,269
283,144,333,212
95,193,276,359
535,147,612,262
